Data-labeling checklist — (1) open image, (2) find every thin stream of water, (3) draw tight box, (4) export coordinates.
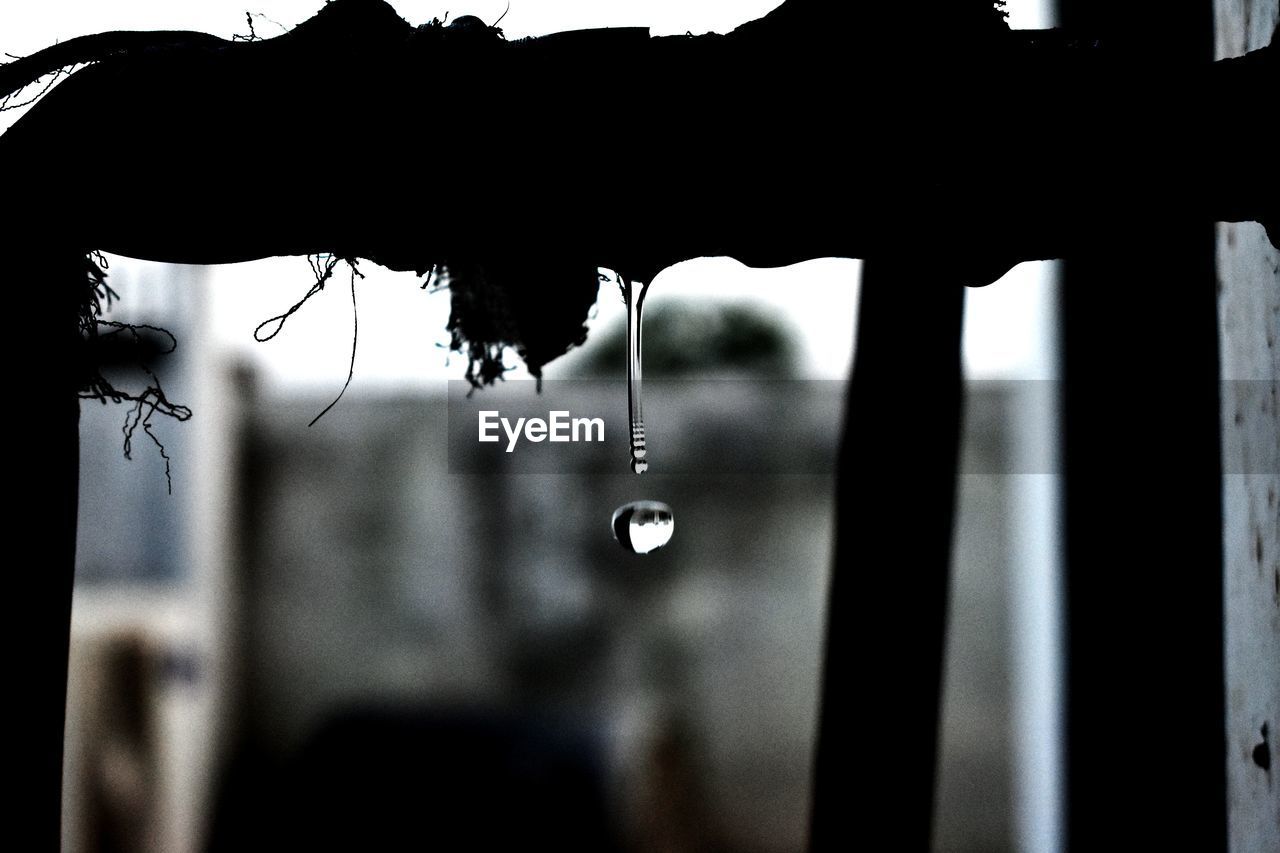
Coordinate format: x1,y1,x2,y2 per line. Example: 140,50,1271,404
625,275,649,473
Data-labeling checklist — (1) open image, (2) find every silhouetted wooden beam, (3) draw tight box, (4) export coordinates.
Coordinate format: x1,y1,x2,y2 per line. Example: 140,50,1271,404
0,0,1275,286
10,246,82,852
811,266,964,850
1059,2,1228,848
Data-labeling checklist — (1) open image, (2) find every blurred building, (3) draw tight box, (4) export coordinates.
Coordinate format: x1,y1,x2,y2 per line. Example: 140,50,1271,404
68,282,1022,853
66,263,244,853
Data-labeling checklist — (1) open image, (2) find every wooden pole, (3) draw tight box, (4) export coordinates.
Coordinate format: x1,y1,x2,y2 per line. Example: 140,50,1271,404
1059,5,1227,850
810,264,965,850
10,245,82,851
1215,3,1280,849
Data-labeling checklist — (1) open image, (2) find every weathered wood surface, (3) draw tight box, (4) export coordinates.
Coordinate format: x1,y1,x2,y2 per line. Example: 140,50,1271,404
1216,5,1280,853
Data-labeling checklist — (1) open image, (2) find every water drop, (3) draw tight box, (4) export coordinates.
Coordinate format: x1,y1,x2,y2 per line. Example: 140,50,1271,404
611,500,675,555
609,275,674,552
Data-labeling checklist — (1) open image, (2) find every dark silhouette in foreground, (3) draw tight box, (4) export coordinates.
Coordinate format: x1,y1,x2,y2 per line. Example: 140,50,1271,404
2,1,1275,850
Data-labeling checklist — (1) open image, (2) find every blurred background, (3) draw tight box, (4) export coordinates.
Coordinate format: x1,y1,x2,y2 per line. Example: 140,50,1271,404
3,2,1063,852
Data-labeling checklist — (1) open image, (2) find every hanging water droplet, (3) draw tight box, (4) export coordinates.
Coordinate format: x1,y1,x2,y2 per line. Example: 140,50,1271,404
609,274,673,551
612,500,675,555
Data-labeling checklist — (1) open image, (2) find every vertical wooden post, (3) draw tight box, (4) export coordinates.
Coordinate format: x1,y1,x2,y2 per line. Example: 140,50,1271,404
1216,5,1280,851
11,245,82,851
1058,5,1226,850
1060,227,1227,850
809,265,965,851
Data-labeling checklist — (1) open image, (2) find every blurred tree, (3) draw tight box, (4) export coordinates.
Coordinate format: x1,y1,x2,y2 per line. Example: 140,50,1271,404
578,299,798,378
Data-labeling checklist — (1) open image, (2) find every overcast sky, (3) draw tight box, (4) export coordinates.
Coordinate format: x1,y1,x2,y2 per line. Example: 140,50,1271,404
1,0,1054,388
